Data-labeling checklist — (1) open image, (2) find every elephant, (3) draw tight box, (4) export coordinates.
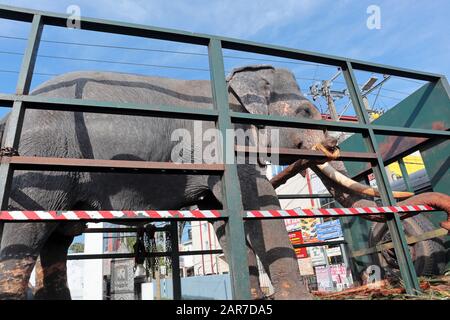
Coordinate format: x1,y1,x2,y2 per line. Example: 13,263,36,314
0,64,449,300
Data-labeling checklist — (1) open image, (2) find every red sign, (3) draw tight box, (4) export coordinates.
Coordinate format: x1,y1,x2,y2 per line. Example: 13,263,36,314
289,231,308,259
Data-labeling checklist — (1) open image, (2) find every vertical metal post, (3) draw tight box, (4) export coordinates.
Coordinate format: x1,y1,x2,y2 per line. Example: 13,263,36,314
0,14,43,209
342,61,421,294
208,38,251,299
169,221,182,300
398,158,414,193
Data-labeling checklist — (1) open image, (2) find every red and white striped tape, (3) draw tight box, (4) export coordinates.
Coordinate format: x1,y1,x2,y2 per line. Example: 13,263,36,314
0,205,436,221
0,210,222,221
246,205,435,218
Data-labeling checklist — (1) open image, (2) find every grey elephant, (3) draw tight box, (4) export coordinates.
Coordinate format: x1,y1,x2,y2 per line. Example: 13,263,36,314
1,65,447,300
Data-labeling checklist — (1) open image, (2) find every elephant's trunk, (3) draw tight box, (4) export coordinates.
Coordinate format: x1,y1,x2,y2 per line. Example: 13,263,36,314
311,163,450,229
397,192,450,231
316,162,413,199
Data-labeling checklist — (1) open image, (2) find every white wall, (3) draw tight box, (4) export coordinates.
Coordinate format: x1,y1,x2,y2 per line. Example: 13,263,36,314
82,222,104,300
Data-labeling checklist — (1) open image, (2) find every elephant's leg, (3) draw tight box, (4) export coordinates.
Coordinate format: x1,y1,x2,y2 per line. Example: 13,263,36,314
237,167,312,300
197,192,265,300
0,222,58,299
213,220,266,300
245,219,311,300
34,232,73,300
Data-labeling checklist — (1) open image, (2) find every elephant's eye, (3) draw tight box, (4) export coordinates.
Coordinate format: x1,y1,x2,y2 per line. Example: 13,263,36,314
296,107,311,117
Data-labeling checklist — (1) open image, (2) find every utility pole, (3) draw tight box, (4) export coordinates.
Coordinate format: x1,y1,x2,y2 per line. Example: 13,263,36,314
310,68,346,121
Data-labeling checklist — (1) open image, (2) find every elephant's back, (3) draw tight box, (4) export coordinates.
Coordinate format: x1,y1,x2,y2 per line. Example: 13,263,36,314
16,71,215,161
31,71,214,109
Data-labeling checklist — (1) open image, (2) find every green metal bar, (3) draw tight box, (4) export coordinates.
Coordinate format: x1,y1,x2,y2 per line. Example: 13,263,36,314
398,158,414,193
169,221,182,300
0,94,219,121
16,14,43,95
0,14,43,210
208,38,251,300
0,4,444,81
277,194,333,199
439,76,450,99
66,249,224,260
343,61,421,295
0,101,25,209
232,111,449,138
2,94,447,139
231,111,367,133
371,125,449,139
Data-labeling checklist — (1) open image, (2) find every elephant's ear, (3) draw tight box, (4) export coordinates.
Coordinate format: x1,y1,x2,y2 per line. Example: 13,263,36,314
226,65,275,115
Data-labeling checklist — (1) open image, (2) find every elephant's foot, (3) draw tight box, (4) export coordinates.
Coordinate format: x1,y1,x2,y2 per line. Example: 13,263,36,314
34,287,71,300
273,280,313,300
34,260,71,300
251,287,267,300
0,257,35,300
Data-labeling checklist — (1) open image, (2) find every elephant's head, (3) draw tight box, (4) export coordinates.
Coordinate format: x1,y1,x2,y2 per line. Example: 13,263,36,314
227,65,327,152
227,65,413,200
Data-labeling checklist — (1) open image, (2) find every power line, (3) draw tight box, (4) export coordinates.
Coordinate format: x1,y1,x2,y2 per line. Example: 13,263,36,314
0,69,57,76
0,34,328,68
0,49,210,72
0,35,425,98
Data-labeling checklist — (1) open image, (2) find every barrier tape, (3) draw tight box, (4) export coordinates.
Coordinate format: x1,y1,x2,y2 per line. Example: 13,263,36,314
0,205,436,221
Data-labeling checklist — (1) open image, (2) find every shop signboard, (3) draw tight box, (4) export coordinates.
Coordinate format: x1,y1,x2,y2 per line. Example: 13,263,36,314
297,257,315,276
111,259,135,300
284,218,321,243
288,231,308,258
308,246,327,266
316,220,343,241
315,266,333,291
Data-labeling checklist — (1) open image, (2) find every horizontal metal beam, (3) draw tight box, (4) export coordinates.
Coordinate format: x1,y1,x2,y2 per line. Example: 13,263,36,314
83,226,170,233
1,95,447,141
277,194,333,199
0,94,219,121
231,111,368,133
3,156,224,174
372,125,450,139
292,239,346,249
67,249,223,260
235,146,376,163
0,5,444,82
0,5,210,46
221,40,442,81
231,112,450,139
351,228,448,258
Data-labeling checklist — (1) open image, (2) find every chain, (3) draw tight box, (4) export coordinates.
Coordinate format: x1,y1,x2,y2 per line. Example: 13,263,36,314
0,147,19,157
144,224,157,278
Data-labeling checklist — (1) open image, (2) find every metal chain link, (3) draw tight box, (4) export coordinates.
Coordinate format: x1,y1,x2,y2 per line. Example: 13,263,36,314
0,147,19,157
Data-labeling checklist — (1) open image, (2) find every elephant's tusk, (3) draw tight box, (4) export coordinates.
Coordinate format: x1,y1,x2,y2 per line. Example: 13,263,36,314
316,162,414,199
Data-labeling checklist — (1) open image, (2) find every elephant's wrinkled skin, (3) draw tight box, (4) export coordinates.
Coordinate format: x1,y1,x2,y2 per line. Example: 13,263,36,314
1,65,333,300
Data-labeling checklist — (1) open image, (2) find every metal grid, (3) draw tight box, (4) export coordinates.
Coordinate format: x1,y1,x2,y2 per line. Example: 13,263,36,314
0,5,448,298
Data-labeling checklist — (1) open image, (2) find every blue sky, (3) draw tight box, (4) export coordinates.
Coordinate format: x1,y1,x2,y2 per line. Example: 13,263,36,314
0,0,449,117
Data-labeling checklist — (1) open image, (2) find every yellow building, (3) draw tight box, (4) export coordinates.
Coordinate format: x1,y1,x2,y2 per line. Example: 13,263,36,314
387,152,425,178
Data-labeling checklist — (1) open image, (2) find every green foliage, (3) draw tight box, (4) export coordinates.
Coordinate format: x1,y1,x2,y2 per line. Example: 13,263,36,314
69,242,84,253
